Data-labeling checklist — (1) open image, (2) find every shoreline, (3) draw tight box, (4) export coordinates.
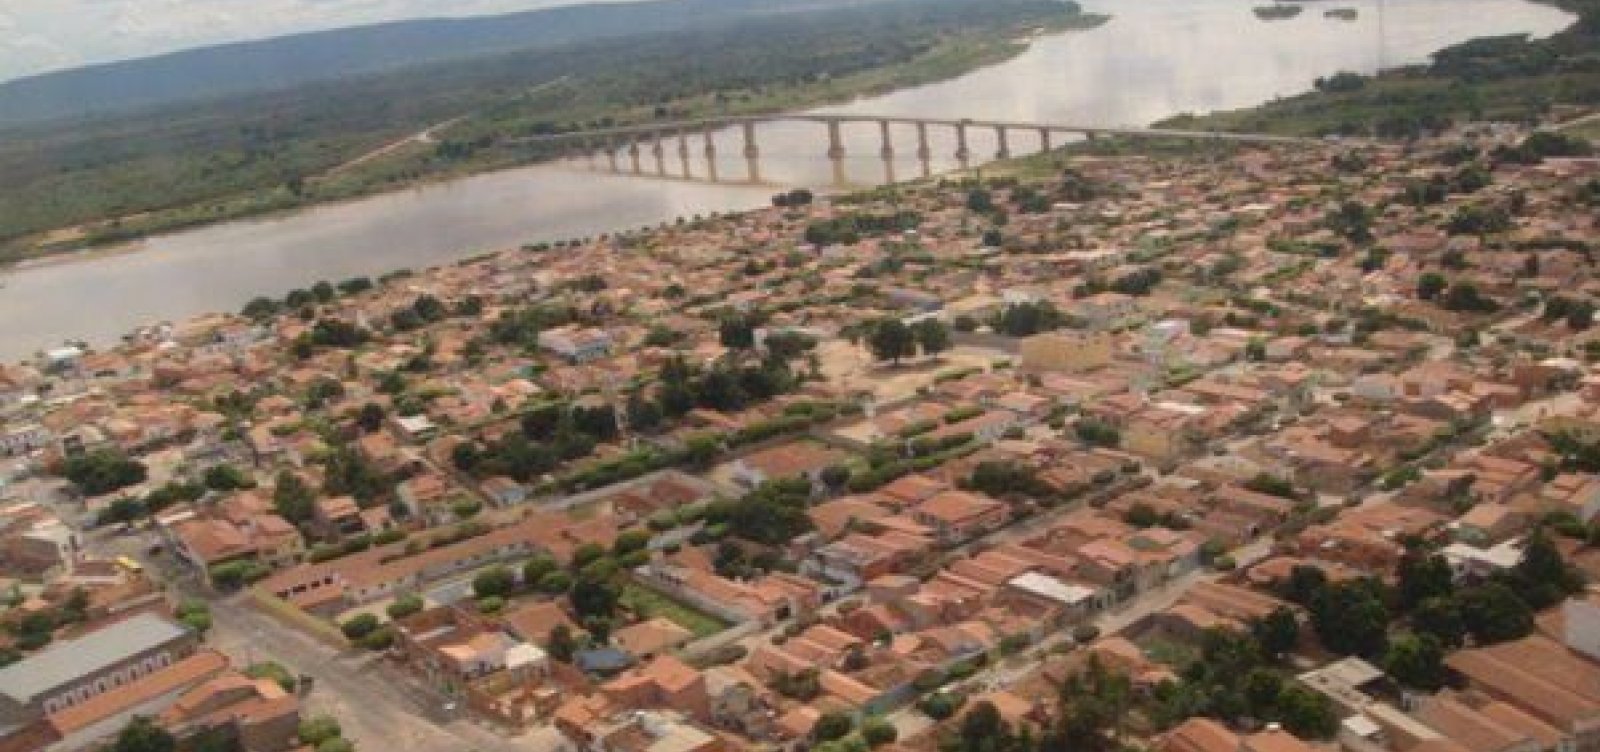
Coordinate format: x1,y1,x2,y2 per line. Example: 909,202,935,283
0,12,1108,271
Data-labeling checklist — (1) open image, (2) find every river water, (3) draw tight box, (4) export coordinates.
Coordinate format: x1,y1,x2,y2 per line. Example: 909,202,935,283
0,0,1573,361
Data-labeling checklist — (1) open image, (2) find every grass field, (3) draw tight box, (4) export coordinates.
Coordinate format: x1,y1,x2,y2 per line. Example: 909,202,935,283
621,582,731,639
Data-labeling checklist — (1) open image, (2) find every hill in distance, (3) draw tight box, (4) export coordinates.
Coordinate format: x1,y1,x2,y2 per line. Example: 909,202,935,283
0,0,885,126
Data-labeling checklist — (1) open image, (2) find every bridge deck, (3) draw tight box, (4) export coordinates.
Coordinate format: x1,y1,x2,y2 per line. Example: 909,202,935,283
506,113,1319,148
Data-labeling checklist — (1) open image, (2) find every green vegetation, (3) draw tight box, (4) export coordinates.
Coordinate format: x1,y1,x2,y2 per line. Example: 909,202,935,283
620,583,730,638
1159,0,1600,138
0,0,1099,262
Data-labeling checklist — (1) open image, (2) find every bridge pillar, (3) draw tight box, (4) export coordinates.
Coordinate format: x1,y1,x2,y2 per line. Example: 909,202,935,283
878,120,894,159
995,126,1010,160
915,122,932,161
742,122,759,160
605,141,619,173
677,131,693,177
742,122,761,183
703,128,719,182
652,134,667,175
826,119,846,159
627,141,643,174
1038,127,1052,153
954,122,970,162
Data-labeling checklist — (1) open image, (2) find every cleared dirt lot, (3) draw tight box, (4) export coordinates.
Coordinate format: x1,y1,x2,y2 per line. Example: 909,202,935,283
814,339,1012,402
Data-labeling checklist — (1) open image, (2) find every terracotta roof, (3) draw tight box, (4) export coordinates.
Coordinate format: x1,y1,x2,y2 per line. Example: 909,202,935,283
47,650,229,734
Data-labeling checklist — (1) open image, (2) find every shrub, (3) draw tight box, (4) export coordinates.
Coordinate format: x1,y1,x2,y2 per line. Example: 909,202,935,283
340,613,380,642
358,625,395,651
298,717,342,746
862,718,899,747
1072,624,1101,643
919,691,965,720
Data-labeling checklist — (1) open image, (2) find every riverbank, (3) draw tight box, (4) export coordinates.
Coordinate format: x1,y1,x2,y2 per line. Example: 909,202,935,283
0,0,1572,362
1157,0,1596,137
0,2,1104,267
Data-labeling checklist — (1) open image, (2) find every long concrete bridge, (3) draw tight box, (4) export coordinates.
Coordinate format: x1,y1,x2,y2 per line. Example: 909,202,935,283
509,113,1318,184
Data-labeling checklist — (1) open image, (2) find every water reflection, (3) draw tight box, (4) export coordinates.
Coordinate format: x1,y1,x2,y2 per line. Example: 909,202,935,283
0,0,1573,360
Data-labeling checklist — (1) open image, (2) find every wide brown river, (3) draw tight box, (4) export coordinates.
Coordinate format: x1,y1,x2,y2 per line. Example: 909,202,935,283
0,0,1573,361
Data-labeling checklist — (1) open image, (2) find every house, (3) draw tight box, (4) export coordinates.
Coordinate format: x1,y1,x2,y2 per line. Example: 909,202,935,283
155,671,302,752
1071,292,1142,330
729,442,845,491
312,496,366,540
1443,633,1600,750
612,618,695,661
0,424,50,456
396,472,463,526
538,325,613,364
909,490,1009,544
1157,718,1320,752
393,606,548,694
169,519,258,585
600,655,710,723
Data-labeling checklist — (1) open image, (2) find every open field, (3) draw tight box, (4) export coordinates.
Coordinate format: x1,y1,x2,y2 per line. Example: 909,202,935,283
620,582,732,639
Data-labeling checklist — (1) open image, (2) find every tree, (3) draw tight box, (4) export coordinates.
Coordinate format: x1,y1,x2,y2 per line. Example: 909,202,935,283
1458,583,1533,644
537,571,573,594
920,691,964,720
1310,580,1389,658
298,717,343,746
1326,200,1373,243
1397,548,1455,611
64,450,148,496
1508,527,1583,609
548,624,578,662
112,717,176,752
1074,419,1121,448
316,740,355,752
340,613,380,642
1384,633,1446,690
523,555,559,585
862,717,898,747
1412,596,1467,648
356,403,386,433
272,471,316,524
1244,337,1267,362
177,599,212,635
720,316,756,350
1251,606,1300,657
912,319,952,357
1417,272,1448,301
1050,655,1130,752
812,711,854,742
1276,685,1339,738
612,529,652,556
959,701,1010,752
386,594,424,620
867,318,916,364
570,575,620,621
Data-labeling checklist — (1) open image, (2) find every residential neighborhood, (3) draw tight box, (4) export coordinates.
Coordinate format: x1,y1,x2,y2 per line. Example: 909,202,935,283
1,123,1600,752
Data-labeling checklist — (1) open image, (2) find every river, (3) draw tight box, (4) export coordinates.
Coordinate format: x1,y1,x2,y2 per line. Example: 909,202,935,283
0,0,1573,361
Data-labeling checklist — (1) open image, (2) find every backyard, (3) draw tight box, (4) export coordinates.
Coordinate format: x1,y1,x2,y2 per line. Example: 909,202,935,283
620,582,732,639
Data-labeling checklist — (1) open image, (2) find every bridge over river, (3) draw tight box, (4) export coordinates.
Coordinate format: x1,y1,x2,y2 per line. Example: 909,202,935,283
511,113,1322,185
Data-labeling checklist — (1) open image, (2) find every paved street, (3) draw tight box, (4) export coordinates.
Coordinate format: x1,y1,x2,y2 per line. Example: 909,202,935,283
78,520,547,752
